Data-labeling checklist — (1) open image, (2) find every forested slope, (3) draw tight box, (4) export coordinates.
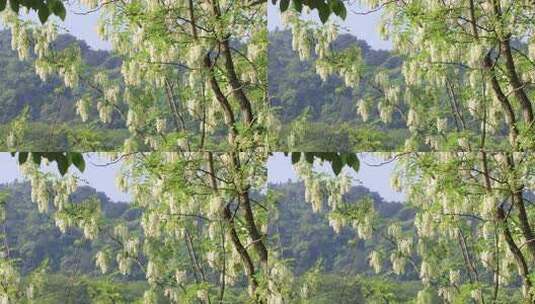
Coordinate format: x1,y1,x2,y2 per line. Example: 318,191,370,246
268,30,408,150
0,30,127,150
2,181,420,302
1,29,411,151
1,182,144,303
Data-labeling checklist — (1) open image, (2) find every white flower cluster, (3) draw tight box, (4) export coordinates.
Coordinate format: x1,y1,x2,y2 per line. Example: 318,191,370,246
5,132,16,149
59,65,80,89
407,108,419,131
315,59,334,81
481,194,497,218
175,269,186,285
419,260,434,284
78,0,98,8
436,117,447,133
357,98,371,122
52,175,77,210
401,60,419,85
9,20,30,60
355,216,373,240
468,43,484,67
416,289,433,304
378,100,393,124
391,253,406,275
143,290,157,304
187,44,204,68
95,251,109,274
268,261,294,304
126,109,143,132
146,261,160,284
20,163,49,213
142,212,161,238
293,159,323,213
76,96,91,122
437,287,454,303
82,217,99,240
122,60,143,86
415,212,434,237
97,101,113,124
529,37,535,60
207,194,224,216
0,261,21,303
328,214,344,234
287,16,312,61
33,22,57,60
398,238,412,256
117,252,133,275
369,250,382,273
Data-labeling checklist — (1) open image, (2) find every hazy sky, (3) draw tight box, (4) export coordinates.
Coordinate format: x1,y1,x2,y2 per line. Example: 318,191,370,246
0,153,403,203
267,2,392,50
0,153,129,201
268,153,404,202
12,3,111,50
60,4,111,50
11,2,391,51
0,6,400,203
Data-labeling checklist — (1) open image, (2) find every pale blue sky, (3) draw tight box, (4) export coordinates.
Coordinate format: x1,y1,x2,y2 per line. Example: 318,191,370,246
0,153,129,201
268,153,404,202
60,3,111,50
268,2,392,50
0,6,400,202
0,153,403,203
24,2,390,51
13,3,111,50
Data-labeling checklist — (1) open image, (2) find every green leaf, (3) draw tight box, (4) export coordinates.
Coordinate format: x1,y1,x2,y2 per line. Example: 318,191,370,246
70,153,86,173
0,0,7,11
38,5,50,23
304,152,314,164
18,152,29,164
49,0,66,20
55,154,69,176
279,0,289,12
330,0,346,19
345,153,360,172
291,152,301,164
27,0,42,10
318,3,330,23
331,155,343,175
293,0,303,12
9,0,19,12
31,153,42,165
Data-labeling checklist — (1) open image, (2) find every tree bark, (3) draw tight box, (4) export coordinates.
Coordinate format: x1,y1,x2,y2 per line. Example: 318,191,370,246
207,152,260,296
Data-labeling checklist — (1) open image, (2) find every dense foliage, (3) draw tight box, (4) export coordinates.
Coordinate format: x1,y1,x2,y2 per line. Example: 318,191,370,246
282,3,535,301
269,30,407,150
0,30,127,150
1,179,422,303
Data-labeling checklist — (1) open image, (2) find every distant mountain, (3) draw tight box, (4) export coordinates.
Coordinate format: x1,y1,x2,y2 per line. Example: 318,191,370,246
268,30,409,150
3,180,415,277
270,181,416,278
1,182,138,276
268,30,403,125
1,180,420,302
0,30,122,126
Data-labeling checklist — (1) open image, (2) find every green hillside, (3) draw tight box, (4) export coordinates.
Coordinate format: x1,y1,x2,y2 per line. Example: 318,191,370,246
268,30,408,151
0,30,128,151
1,181,421,303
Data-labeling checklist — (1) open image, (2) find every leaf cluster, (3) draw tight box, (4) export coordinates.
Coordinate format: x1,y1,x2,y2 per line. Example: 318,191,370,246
0,0,66,23
273,0,347,23
11,152,86,175
287,152,359,175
